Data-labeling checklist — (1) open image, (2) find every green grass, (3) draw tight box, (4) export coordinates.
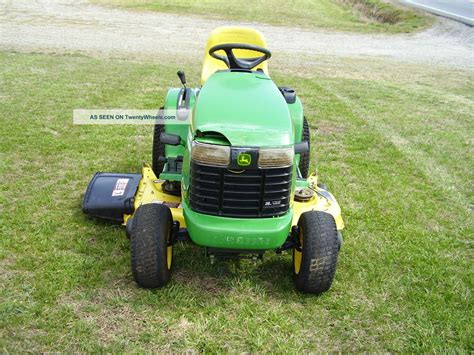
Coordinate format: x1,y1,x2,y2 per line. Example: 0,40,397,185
1,51,473,352
92,0,433,33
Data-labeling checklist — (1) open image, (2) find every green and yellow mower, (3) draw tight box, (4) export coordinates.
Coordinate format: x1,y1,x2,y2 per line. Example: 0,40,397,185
83,26,344,294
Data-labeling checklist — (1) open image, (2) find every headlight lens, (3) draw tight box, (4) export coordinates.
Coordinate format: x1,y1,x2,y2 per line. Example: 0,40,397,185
192,141,230,166
258,147,294,168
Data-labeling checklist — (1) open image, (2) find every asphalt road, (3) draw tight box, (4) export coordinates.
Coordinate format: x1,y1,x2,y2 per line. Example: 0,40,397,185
401,0,474,26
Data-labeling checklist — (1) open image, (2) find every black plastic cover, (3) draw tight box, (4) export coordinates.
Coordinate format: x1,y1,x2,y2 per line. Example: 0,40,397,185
278,87,296,104
82,172,142,222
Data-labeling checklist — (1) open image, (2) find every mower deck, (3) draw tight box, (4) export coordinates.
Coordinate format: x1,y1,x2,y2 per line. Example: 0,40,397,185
122,166,344,252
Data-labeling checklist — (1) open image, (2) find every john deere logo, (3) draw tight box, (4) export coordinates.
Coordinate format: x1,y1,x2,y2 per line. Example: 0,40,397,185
237,153,251,166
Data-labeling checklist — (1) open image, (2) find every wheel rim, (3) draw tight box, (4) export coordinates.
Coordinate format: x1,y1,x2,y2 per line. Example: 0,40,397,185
293,226,303,274
167,245,172,270
167,223,172,270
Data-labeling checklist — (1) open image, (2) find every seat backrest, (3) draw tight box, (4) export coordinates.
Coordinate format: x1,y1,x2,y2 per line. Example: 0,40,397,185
201,26,269,85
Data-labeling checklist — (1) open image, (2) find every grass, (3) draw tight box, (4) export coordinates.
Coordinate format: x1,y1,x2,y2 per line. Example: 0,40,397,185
1,50,473,352
92,0,433,33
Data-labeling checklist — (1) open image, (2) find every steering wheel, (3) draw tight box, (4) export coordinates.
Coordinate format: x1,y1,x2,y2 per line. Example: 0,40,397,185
209,43,271,70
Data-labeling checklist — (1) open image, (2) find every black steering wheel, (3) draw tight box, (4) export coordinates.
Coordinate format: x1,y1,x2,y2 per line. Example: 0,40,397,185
209,43,271,70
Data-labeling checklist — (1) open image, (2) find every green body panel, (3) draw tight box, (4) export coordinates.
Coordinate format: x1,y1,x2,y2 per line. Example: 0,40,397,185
193,71,293,147
289,97,304,169
159,172,181,181
159,71,308,249
159,88,195,181
289,96,304,143
184,201,293,250
162,88,195,158
296,178,309,189
180,127,193,196
195,136,229,145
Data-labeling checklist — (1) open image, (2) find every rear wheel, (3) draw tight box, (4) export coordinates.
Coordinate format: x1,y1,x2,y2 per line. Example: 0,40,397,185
152,123,165,175
131,204,173,288
293,211,339,294
298,117,310,178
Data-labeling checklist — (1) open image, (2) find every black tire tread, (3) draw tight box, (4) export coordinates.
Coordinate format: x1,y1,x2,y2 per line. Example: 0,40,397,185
299,117,311,178
131,204,172,288
293,211,339,294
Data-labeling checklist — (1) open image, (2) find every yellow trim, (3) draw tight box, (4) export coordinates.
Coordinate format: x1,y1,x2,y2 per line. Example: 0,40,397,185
201,26,269,84
167,244,172,270
123,166,185,228
292,175,345,275
293,226,303,274
167,220,173,270
292,176,345,230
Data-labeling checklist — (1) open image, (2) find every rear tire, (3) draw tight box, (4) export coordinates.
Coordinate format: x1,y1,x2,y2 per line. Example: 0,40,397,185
299,117,310,178
152,123,165,175
131,204,173,288
293,211,339,294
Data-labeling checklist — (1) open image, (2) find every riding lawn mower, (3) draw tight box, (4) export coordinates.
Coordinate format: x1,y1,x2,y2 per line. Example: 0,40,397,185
83,26,344,294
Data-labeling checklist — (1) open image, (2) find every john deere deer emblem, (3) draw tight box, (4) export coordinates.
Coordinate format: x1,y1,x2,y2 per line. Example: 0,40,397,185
237,153,251,166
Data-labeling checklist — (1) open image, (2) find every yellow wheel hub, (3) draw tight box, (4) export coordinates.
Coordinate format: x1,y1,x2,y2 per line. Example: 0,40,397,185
167,224,173,270
293,227,303,274
167,245,172,270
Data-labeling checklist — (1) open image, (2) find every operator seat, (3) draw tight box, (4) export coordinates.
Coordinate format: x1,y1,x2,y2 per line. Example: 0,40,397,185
201,26,270,85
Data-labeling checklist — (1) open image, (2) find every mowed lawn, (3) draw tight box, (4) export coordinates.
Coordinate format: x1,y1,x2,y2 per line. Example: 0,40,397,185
0,51,472,352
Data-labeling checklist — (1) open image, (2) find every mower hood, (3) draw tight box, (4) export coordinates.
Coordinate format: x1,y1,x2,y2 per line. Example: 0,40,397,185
193,71,293,147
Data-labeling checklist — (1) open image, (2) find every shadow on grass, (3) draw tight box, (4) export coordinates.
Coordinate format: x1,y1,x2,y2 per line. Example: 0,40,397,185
76,170,309,301
165,243,305,299
79,215,317,301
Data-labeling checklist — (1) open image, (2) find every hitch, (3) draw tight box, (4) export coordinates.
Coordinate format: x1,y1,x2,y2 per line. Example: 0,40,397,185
206,248,264,263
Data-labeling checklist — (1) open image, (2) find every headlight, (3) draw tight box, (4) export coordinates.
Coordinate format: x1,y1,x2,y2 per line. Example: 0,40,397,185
192,141,230,166
258,147,294,168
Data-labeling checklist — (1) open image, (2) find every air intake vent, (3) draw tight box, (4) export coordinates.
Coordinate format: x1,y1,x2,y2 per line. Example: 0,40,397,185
189,162,292,218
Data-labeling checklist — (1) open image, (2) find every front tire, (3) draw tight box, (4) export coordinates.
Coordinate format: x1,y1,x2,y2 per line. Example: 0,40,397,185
293,211,339,294
298,117,311,178
131,204,173,288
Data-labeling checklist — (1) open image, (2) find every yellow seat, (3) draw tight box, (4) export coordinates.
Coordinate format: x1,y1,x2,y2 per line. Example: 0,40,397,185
201,26,269,85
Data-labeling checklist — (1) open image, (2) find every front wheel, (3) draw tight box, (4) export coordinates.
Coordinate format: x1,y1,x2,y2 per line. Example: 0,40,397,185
131,204,173,288
298,117,311,178
293,211,339,294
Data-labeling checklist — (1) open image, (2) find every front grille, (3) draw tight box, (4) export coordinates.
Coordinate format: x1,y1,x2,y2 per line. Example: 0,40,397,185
189,162,292,218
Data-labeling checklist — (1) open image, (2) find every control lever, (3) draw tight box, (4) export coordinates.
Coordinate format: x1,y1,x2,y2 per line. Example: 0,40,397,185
177,70,187,102
177,70,186,89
